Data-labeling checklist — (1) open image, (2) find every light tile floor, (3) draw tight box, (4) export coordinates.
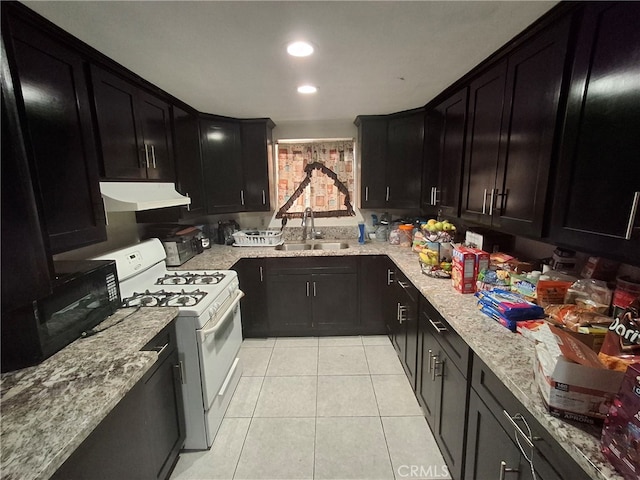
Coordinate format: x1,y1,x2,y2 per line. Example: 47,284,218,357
170,336,451,480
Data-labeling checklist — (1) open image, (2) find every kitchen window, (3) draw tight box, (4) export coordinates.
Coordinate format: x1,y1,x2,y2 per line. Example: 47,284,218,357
275,139,356,218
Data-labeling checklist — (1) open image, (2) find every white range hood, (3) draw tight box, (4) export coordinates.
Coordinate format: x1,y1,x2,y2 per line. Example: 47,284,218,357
100,182,191,212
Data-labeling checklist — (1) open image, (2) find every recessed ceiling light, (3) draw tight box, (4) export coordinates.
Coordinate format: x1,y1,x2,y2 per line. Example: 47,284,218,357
297,85,318,94
287,41,314,57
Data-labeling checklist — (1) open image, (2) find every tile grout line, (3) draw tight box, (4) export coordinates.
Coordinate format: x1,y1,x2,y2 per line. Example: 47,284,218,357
231,341,274,479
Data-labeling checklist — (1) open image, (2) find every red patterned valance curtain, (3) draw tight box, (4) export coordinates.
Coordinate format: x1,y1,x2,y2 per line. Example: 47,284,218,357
276,140,355,218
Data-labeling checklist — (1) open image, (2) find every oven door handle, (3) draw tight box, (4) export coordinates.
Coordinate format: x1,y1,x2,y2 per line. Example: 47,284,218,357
198,290,244,341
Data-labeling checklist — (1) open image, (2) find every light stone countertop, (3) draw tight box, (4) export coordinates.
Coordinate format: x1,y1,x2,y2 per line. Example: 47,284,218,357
179,239,623,480
0,307,179,480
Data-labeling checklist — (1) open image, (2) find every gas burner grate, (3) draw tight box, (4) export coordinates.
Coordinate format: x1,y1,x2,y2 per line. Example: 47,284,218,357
122,289,208,308
155,272,226,286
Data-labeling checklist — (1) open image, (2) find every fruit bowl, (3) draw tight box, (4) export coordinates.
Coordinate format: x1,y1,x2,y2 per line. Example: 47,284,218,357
419,260,452,279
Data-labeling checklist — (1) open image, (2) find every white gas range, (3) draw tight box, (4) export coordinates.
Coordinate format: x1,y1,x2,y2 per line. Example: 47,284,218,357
94,238,243,450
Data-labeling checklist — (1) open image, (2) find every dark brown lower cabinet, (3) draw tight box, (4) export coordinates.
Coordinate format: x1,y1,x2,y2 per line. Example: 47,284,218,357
392,271,419,390
416,298,469,480
232,258,269,337
52,322,185,480
358,256,395,336
466,355,589,480
265,257,358,336
236,256,390,338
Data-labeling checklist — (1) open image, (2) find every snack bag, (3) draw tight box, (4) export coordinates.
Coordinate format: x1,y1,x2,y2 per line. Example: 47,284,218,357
601,363,640,479
598,299,640,372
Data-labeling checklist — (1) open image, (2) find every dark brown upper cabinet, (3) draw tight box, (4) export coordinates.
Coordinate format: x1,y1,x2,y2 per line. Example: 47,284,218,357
386,112,424,209
461,16,572,237
172,105,205,218
200,116,274,215
3,10,106,255
356,111,424,210
240,119,274,212
422,87,469,218
90,64,175,181
550,2,640,265
357,117,388,209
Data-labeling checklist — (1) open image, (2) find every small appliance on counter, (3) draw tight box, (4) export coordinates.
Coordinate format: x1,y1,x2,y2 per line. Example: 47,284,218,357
217,220,240,245
143,224,203,266
0,260,121,372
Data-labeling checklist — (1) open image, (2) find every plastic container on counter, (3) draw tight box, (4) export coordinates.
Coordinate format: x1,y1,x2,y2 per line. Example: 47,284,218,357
398,224,414,247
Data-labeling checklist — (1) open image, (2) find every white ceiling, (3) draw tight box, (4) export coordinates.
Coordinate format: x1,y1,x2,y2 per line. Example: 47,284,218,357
23,1,558,124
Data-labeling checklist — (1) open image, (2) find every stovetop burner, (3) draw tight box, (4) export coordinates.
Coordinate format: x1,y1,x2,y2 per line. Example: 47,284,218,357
155,272,226,286
122,289,208,308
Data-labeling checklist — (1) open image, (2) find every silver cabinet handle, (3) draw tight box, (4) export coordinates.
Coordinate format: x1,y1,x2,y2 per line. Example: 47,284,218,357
489,188,496,216
143,144,150,168
396,302,401,321
503,410,538,448
151,144,157,168
313,281,317,297
482,188,488,214
387,269,394,286
429,353,436,374
259,266,263,282
430,186,435,205
174,361,185,385
153,342,169,356
385,186,390,202
427,349,433,372
240,190,245,206
398,281,410,290
365,186,369,202
625,192,640,240
432,356,444,381
262,190,266,205
499,461,518,480
428,317,447,334
398,305,408,324
306,281,310,297
185,193,191,211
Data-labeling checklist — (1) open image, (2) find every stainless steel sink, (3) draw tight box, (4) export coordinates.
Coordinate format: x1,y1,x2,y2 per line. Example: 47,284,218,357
274,241,349,251
312,242,349,250
274,243,312,251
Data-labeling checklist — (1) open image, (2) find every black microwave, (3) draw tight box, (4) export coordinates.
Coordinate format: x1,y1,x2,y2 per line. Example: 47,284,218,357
1,259,121,372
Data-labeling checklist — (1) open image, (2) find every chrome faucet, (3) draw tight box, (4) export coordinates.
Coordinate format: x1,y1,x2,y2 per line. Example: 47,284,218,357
301,207,317,241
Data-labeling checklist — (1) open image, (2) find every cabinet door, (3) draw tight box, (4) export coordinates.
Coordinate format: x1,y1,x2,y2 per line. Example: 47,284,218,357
1,73,52,311
551,2,640,264
494,18,571,237
423,88,468,218
397,280,419,390
358,117,388,208
464,390,522,480
143,348,185,480
416,305,441,428
436,354,467,480
51,381,150,480
358,256,390,335
461,62,507,225
90,65,146,180
200,117,244,213
7,17,106,254
233,258,269,337
241,120,273,211
267,273,312,335
387,112,424,209
138,91,174,181
312,272,358,333
173,105,205,217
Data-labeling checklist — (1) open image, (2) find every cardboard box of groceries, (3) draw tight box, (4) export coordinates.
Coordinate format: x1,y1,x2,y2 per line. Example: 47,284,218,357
533,323,624,424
